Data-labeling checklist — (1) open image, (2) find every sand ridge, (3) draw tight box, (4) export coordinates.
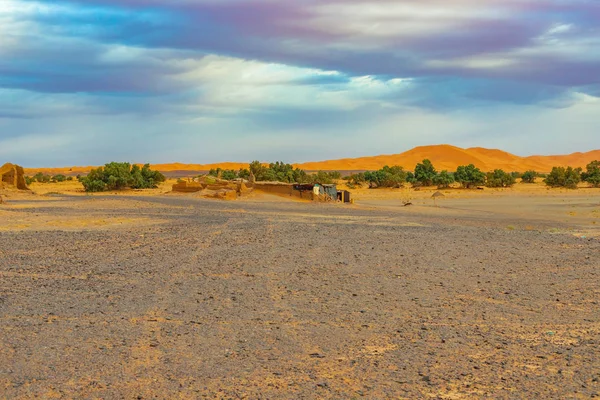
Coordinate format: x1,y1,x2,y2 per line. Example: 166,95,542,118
22,144,600,176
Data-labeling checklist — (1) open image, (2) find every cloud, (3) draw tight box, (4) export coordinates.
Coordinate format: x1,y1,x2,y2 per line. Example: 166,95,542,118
0,0,599,166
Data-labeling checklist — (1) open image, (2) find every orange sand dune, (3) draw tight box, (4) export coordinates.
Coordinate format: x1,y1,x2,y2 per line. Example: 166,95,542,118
22,145,600,176
297,145,600,172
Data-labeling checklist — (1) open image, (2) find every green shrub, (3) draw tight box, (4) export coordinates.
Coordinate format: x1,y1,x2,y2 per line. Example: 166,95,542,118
238,168,250,180
364,166,407,188
348,173,366,186
486,169,516,188
414,159,437,186
33,172,51,183
433,170,455,188
581,160,600,188
80,162,165,192
82,179,107,192
247,161,309,183
25,176,34,185
52,174,67,183
455,164,485,188
544,166,581,189
521,170,537,183
221,170,238,181
306,171,341,184
208,168,240,181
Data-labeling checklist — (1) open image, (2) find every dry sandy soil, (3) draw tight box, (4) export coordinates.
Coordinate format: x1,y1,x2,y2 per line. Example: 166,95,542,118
0,186,599,399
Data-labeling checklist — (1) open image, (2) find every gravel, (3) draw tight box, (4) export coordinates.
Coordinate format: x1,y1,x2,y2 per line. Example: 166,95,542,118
1,195,599,399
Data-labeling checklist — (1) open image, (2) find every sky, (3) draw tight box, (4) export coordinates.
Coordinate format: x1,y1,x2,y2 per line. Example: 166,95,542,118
1,0,599,167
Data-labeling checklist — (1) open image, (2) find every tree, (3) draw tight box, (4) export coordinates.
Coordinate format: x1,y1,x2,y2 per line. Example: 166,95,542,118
238,168,250,180
414,159,437,187
208,168,239,181
249,161,266,180
544,166,581,189
307,171,340,184
582,160,600,188
486,169,516,188
220,170,238,181
348,173,366,186
433,170,455,188
140,163,166,187
80,162,164,192
208,168,221,177
454,164,485,188
363,166,407,188
510,171,522,180
521,170,537,183
104,162,133,190
130,165,146,188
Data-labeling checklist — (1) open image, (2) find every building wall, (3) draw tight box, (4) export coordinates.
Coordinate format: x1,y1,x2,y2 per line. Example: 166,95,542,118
253,183,314,200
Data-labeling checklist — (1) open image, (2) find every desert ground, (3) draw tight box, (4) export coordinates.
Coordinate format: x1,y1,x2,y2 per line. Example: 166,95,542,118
1,182,599,399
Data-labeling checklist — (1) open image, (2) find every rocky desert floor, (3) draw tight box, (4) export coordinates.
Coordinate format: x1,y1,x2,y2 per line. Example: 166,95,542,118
0,189,599,399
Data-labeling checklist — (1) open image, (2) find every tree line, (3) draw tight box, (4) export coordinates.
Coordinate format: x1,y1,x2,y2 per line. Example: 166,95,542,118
27,159,600,192
345,159,600,189
208,161,341,184
25,173,74,185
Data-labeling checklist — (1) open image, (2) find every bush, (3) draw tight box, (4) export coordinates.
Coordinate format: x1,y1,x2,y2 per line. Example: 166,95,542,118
414,159,437,186
238,168,250,180
306,171,340,184
433,170,455,188
364,166,407,188
347,173,366,186
80,162,165,192
544,166,581,189
486,169,516,188
455,164,485,188
581,160,600,188
521,170,537,183
66,176,73,181
33,172,51,183
82,179,107,192
52,174,67,182
207,168,251,181
25,176,34,186
249,161,266,179
248,161,309,183
221,170,238,181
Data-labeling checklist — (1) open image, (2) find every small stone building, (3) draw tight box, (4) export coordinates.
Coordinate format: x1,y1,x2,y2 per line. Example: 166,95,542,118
0,163,28,190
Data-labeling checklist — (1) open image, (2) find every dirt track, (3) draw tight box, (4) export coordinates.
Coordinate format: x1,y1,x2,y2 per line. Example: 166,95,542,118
1,195,599,399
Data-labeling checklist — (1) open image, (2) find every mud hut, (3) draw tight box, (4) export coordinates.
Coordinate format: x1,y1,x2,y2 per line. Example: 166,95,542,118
0,163,28,190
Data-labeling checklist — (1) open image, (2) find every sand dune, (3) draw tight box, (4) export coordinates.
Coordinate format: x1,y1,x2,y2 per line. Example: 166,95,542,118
297,145,600,172
23,145,600,176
